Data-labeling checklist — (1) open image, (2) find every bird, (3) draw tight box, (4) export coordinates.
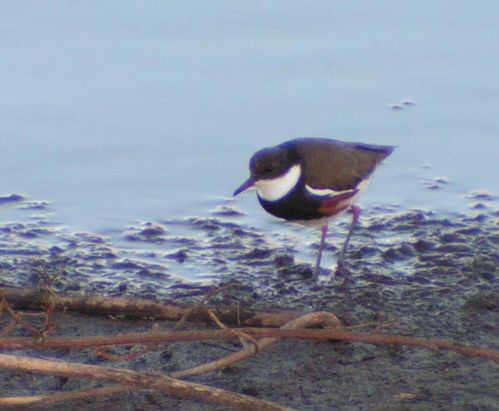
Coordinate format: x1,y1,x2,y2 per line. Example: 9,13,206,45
233,137,394,280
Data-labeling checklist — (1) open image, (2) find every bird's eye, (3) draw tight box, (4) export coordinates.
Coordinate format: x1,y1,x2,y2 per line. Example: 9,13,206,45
263,166,274,174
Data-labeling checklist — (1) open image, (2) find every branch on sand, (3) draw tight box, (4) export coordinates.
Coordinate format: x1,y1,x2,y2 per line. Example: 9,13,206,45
1,286,498,363
1,286,303,327
0,385,133,407
1,285,498,410
0,354,295,411
1,323,497,361
173,311,342,379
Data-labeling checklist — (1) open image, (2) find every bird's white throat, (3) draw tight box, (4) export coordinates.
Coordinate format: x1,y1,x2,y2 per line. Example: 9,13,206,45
255,164,302,201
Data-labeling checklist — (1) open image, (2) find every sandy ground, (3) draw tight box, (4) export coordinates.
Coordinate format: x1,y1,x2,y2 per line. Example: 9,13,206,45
0,202,498,410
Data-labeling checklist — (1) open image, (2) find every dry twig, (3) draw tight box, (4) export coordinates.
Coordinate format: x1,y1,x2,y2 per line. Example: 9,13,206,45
173,282,238,330
0,354,295,411
1,286,498,410
1,327,497,361
0,385,133,407
207,308,259,351
0,294,39,337
2,286,302,327
173,311,341,378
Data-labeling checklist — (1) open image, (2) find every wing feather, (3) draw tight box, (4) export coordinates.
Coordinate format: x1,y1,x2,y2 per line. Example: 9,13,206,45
288,138,394,191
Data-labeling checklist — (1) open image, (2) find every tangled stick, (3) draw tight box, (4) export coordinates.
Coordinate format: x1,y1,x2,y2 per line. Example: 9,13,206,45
173,311,342,378
1,327,498,361
1,286,498,409
0,294,40,337
1,286,302,327
207,308,259,351
0,354,295,411
173,283,238,330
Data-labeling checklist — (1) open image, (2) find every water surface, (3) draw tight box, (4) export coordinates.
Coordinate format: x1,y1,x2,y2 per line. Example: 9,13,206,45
1,2,498,279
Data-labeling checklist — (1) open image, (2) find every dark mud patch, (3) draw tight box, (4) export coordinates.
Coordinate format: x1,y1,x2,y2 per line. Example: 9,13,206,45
0,204,498,410
123,221,168,243
0,193,25,204
210,205,245,217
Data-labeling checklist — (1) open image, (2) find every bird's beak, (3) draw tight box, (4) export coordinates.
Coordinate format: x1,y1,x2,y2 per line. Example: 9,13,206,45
233,177,254,196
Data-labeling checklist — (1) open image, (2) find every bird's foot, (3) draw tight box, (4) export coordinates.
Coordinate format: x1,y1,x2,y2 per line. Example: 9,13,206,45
313,263,352,282
335,260,352,279
312,266,324,281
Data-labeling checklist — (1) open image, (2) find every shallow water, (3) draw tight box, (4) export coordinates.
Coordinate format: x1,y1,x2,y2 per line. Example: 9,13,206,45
1,2,498,281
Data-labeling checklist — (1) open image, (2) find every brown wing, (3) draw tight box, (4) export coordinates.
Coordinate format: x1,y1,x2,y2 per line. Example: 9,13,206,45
289,138,394,191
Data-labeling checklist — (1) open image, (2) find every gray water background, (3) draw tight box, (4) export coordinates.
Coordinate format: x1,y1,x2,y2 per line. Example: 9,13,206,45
1,2,498,246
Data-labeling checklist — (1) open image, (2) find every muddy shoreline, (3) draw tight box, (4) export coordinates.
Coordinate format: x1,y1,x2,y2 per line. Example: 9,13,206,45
0,198,498,410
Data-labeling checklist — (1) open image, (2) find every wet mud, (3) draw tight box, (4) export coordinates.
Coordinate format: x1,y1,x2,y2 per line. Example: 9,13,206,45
0,194,498,410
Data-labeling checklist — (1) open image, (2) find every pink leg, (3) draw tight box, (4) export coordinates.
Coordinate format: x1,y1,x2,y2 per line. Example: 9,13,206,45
336,205,361,277
313,223,328,280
